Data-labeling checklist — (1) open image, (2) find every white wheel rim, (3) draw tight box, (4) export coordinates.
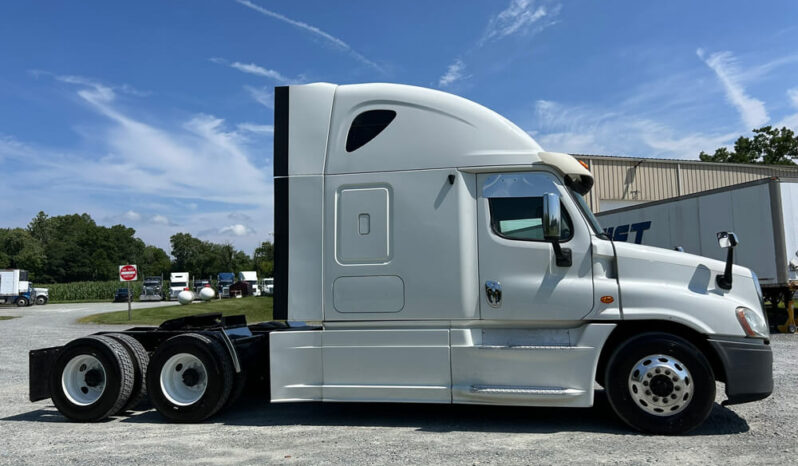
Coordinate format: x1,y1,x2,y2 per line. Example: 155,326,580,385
62,355,106,406
160,353,208,406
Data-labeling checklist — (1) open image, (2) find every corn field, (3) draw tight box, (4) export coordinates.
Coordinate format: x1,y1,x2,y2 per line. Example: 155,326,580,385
43,281,146,302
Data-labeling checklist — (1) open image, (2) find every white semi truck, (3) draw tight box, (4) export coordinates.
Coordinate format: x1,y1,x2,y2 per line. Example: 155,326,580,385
595,177,798,333
28,83,772,434
239,271,261,296
168,272,190,300
0,269,34,306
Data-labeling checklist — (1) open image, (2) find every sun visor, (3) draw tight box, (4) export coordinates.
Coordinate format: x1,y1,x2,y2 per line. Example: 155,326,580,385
536,151,594,195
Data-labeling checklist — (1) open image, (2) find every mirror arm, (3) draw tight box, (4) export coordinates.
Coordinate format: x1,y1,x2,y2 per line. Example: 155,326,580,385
549,239,572,267
716,248,734,290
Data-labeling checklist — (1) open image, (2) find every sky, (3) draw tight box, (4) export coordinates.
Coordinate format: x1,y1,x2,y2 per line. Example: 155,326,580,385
1,0,797,254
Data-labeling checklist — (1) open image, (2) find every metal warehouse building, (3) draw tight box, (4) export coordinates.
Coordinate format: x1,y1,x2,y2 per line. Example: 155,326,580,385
578,155,798,212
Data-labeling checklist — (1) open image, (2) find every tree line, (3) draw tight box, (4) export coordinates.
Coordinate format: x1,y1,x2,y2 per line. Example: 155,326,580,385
699,126,798,165
0,212,273,283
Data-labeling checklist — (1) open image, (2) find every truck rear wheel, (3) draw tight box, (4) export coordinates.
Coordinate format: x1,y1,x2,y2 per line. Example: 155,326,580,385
50,335,135,422
604,332,715,435
16,297,29,307
146,333,233,422
105,333,149,412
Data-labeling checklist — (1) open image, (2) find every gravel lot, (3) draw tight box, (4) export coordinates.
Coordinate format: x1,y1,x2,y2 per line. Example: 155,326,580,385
1,302,796,465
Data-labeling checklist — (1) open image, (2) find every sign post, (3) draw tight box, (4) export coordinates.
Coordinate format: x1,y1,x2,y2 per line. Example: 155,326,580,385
119,264,138,320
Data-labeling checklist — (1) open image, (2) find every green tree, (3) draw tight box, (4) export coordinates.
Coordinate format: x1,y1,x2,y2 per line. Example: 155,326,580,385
253,241,274,277
699,126,798,165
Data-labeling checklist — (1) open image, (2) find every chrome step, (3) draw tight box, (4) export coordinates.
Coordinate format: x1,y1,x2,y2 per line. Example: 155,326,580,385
470,385,584,397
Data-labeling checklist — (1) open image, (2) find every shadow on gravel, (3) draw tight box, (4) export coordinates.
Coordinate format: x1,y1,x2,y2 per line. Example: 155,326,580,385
6,391,749,436
119,390,748,436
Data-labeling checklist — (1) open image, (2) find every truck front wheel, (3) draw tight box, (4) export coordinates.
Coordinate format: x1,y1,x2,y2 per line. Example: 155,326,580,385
35,296,48,305
604,332,715,435
146,333,233,422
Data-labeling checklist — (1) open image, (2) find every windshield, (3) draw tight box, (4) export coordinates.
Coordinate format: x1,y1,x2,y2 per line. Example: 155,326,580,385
172,282,187,287
568,188,608,239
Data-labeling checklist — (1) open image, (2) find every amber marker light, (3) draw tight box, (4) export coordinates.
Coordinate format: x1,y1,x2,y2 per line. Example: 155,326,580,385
600,296,614,304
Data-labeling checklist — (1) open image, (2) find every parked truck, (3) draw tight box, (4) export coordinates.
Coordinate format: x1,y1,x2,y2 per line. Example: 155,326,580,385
596,177,798,333
0,269,33,306
27,83,772,434
168,272,190,301
33,287,49,305
238,271,261,297
139,276,164,302
261,277,274,296
217,272,235,298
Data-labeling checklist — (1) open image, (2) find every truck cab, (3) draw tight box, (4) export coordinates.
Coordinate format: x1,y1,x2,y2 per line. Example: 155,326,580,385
238,271,261,297
217,272,235,298
268,83,772,433
168,273,190,301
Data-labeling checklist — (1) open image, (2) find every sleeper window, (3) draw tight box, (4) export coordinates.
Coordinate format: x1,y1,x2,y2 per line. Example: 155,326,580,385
489,197,572,241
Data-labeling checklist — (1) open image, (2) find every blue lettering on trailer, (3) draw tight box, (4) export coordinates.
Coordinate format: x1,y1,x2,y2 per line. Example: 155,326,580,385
604,221,652,244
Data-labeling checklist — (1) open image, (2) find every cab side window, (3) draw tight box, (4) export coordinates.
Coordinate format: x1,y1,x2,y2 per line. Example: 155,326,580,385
489,197,573,241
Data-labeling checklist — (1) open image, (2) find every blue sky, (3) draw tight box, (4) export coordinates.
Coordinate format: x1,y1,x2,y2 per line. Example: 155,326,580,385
1,0,797,253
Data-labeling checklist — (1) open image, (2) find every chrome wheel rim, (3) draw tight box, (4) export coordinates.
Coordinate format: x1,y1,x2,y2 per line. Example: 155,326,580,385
160,353,208,406
62,355,106,406
628,354,694,416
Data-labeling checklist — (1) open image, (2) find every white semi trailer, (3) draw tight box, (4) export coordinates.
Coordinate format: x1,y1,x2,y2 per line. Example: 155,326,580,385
596,177,798,333
28,83,772,434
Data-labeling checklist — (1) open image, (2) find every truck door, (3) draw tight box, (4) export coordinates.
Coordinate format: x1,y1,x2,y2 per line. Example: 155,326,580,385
477,172,594,321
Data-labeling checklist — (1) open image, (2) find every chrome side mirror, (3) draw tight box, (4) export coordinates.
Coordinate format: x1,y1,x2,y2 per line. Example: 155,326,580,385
542,192,561,240
717,232,738,249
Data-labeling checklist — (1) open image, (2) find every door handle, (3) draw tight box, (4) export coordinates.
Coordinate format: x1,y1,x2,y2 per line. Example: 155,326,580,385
485,281,502,308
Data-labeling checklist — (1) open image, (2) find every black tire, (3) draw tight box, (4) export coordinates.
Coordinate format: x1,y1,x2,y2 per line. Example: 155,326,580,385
16,297,29,307
225,371,248,409
146,333,233,422
604,332,715,435
50,335,135,422
35,296,48,305
106,333,149,413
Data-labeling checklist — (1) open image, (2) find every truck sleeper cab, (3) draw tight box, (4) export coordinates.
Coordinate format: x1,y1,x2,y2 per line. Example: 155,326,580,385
28,83,772,435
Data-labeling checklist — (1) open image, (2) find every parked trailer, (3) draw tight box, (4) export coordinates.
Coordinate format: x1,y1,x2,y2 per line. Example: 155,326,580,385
595,177,798,333
238,271,261,297
0,269,33,306
28,83,772,435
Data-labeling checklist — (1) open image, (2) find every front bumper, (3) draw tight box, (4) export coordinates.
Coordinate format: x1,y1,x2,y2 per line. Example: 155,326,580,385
708,337,773,405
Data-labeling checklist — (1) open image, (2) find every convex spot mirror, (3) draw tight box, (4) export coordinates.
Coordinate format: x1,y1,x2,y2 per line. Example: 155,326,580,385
717,231,739,249
542,192,561,240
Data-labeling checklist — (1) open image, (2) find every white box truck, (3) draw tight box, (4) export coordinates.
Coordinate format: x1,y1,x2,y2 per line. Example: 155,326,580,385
28,83,772,434
168,272,190,301
239,271,261,297
596,177,798,332
0,269,34,306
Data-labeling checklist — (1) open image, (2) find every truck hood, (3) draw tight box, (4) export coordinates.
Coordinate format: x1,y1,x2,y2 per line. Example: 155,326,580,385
612,241,764,336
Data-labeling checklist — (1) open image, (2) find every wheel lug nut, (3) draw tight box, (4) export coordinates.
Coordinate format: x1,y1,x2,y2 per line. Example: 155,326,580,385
675,386,681,391
671,394,677,399
652,397,659,402
672,376,678,382
655,368,661,374
647,373,652,378
645,390,651,396
643,381,648,386
665,370,671,375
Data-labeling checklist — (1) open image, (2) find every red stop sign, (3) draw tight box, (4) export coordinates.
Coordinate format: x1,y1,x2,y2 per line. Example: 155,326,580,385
119,265,138,281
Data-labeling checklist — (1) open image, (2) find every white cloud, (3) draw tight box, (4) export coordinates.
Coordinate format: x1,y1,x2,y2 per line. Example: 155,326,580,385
150,214,171,225
237,122,274,134
532,99,737,158
438,59,466,87
243,85,273,108
438,0,560,88
697,49,769,129
235,0,383,73
122,210,142,222
230,61,289,83
219,224,256,236
480,0,558,45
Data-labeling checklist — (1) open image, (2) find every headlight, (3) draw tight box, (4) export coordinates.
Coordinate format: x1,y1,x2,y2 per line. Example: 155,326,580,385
736,306,769,338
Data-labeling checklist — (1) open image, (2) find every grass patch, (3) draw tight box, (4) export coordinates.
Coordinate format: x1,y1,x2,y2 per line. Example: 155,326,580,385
0,316,19,321
78,297,274,325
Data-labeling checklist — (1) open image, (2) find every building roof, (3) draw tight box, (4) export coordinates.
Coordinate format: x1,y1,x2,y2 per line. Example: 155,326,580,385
575,153,798,172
